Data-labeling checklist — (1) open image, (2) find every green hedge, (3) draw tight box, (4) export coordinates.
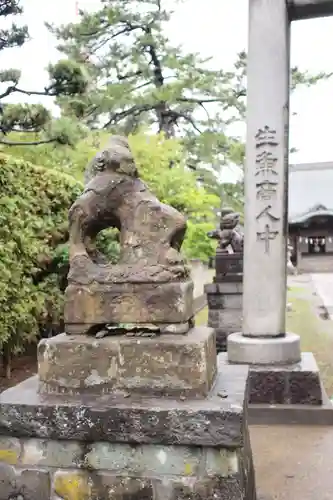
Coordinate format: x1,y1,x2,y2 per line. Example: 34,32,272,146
0,153,82,354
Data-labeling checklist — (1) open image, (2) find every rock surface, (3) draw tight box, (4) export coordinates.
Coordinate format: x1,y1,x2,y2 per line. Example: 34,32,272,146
38,327,217,397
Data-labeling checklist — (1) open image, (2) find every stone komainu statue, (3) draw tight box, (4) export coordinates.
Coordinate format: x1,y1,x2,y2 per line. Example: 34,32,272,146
207,207,244,253
64,135,193,335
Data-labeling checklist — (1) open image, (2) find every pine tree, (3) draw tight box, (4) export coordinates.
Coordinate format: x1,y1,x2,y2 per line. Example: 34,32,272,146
0,0,88,146
47,0,247,168
49,0,330,184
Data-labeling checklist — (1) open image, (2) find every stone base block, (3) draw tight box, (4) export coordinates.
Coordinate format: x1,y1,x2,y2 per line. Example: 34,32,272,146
205,282,243,354
64,280,193,335
0,357,257,500
248,399,333,425
38,327,217,397
228,332,301,365
247,352,323,405
215,251,243,283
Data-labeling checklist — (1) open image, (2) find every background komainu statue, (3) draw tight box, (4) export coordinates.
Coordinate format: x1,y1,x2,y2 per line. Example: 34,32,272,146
64,135,193,336
208,207,244,254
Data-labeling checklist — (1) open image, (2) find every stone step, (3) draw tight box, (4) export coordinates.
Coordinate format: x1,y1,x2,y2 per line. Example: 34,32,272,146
249,400,333,426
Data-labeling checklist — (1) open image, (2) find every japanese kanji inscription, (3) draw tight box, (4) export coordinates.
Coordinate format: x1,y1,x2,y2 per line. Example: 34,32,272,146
254,125,280,254
257,225,279,254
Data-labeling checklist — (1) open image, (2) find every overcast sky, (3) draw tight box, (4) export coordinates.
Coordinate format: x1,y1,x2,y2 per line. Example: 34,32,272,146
2,0,333,181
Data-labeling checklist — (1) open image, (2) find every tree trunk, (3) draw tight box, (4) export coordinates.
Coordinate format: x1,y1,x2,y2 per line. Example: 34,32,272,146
3,342,12,380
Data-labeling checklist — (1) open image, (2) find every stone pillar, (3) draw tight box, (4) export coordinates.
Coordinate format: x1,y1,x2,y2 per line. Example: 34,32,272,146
227,0,328,414
228,0,301,365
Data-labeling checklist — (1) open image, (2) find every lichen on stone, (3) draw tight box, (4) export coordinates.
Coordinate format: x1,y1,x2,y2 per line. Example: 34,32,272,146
53,471,91,500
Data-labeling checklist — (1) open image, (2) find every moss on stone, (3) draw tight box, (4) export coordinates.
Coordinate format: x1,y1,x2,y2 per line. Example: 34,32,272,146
54,471,91,500
0,449,20,465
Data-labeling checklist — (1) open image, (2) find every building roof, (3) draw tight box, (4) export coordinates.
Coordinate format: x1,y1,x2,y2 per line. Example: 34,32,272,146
289,162,333,224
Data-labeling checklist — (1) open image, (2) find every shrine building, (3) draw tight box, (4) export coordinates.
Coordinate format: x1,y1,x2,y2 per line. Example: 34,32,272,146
289,162,333,273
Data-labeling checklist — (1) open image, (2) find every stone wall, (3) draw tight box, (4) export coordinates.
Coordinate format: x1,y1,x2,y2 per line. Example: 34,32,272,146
0,437,254,499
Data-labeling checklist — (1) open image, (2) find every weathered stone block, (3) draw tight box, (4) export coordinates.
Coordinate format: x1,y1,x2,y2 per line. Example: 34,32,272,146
205,281,243,354
205,448,239,477
248,352,323,405
97,475,154,499
0,356,256,500
53,470,91,499
85,443,203,476
64,280,193,335
84,443,131,472
208,309,242,354
205,282,243,295
214,329,228,353
215,251,243,281
289,369,323,405
249,371,286,405
206,291,242,311
163,477,249,500
38,327,217,397
54,472,154,499
21,439,82,468
208,309,242,331
207,293,225,309
223,294,243,310
0,359,247,448
0,464,50,500
0,437,21,465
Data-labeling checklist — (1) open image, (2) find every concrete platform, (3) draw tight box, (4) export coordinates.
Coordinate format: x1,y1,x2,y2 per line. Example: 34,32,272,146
251,424,333,500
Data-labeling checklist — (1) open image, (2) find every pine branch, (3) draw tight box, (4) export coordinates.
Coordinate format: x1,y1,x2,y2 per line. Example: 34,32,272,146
0,0,23,17
0,86,16,99
177,97,223,104
14,87,56,97
0,85,56,100
103,103,154,128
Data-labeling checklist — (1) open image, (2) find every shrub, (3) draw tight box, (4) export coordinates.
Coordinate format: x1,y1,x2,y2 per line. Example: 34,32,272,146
0,153,82,357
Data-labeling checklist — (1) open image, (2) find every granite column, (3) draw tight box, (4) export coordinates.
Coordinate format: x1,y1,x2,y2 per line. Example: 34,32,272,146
228,0,301,364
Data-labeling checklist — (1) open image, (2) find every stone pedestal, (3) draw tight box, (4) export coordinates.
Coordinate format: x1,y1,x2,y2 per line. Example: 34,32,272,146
205,282,243,353
215,251,243,283
65,280,194,335
228,331,327,413
205,252,243,353
38,328,216,397
0,328,257,500
228,334,322,405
